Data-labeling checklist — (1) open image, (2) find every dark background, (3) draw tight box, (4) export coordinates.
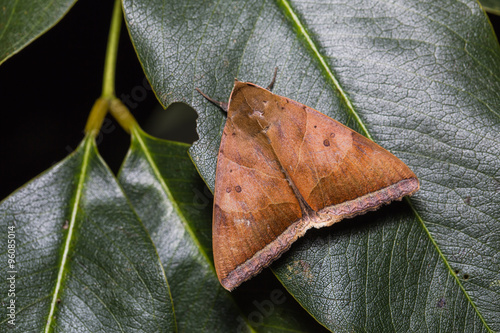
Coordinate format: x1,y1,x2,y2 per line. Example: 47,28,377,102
0,1,499,200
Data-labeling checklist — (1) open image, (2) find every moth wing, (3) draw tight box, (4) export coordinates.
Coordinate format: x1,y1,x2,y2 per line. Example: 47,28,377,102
211,81,418,291
212,118,302,290
267,97,419,213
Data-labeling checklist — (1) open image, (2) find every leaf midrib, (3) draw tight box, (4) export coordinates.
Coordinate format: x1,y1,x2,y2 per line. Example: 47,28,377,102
132,126,215,272
276,0,492,331
277,0,371,140
44,136,94,333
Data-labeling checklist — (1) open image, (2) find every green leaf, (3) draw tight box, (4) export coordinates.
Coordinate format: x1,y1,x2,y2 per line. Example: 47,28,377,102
124,0,500,331
118,126,328,332
118,126,238,332
480,0,500,15
0,136,175,332
0,0,77,65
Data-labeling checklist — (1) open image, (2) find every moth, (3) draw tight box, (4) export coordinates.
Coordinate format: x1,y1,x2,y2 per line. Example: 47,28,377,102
197,70,419,291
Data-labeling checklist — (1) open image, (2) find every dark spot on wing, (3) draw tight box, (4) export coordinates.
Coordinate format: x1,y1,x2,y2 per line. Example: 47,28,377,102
323,139,330,147
235,185,242,193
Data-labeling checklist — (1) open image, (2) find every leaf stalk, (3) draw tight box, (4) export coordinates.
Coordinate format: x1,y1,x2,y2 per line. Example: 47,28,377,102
102,0,122,98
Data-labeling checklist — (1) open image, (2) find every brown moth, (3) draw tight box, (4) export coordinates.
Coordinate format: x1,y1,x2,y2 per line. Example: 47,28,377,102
197,70,419,291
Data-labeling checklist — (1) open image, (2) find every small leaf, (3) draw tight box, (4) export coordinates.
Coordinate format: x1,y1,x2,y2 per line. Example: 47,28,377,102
0,136,175,332
0,0,77,65
479,0,500,15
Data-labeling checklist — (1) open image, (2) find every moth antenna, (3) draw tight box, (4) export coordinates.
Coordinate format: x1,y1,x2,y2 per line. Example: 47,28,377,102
195,88,229,113
266,67,278,91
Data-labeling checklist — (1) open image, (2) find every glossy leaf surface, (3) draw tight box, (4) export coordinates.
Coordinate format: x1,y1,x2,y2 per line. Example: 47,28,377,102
124,0,499,330
0,136,175,332
118,126,327,332
0,0,77,65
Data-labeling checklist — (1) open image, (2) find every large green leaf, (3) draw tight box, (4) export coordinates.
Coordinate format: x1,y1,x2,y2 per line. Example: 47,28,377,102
118,126,328,332
0,136,175,332
0,0,77,65
124,0,500,331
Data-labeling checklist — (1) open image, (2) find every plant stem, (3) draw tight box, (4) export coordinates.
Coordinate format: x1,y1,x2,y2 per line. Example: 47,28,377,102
109,97,138,133
84,98,109,136
86,0,137,136
102,0,122,98
85,0,123,136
